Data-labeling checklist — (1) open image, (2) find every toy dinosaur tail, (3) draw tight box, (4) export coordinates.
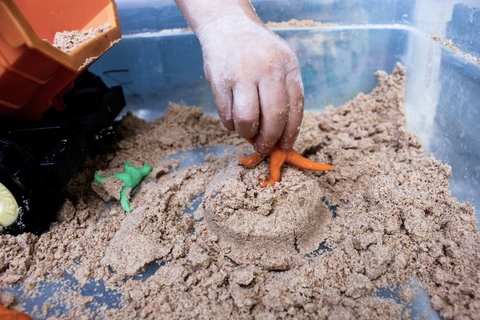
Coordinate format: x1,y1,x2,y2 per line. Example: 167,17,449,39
286,152,333,171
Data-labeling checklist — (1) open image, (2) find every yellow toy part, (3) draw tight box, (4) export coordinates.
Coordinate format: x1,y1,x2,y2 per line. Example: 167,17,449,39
0,182,19,227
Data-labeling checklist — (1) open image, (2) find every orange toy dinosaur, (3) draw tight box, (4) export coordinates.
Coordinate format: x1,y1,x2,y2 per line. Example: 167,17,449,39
239,138,333,187
0,304,32,320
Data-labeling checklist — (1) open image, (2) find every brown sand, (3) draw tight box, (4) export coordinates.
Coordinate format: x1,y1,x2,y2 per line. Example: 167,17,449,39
155,19,335,36
266,19,337,28
432,35,480,65
203,160,332,262
53,23,111,54
0,63,479,319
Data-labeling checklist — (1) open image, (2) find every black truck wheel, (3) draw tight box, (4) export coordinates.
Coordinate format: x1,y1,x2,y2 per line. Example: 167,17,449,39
0,71,125,235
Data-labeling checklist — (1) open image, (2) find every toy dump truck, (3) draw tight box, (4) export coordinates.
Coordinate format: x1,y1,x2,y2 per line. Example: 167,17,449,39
0,0,125,234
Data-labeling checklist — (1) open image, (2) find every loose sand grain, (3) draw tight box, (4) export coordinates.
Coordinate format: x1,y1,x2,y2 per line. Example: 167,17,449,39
53,23,111,54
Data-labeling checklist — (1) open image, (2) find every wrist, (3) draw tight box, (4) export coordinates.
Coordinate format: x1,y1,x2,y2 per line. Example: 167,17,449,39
174,0,263,34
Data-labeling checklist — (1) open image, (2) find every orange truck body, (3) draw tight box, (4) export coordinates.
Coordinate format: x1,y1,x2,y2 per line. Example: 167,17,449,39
0,0,121,120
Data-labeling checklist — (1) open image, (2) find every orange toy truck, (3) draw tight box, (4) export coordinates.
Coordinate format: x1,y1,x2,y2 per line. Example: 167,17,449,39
0,0,125,234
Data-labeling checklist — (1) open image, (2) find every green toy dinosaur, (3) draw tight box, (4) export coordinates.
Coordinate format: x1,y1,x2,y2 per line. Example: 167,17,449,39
94,160,152,212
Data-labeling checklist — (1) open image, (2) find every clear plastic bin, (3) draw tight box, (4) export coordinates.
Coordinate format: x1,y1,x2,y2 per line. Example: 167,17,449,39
5,0,480,318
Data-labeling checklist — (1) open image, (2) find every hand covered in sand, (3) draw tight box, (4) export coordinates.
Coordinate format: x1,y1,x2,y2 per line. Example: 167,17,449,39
175,0,304,154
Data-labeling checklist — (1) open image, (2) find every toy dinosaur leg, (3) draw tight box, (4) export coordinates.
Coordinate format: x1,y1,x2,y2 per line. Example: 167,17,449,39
119,187,131,212
261,148,287,187
94,172,109,184
239,152,265,168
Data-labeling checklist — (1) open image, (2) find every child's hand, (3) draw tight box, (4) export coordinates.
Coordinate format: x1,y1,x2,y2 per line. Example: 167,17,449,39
175,0,304,154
